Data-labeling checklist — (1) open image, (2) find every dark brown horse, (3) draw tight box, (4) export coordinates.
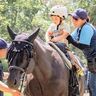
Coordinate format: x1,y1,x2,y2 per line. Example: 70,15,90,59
6,26,70,96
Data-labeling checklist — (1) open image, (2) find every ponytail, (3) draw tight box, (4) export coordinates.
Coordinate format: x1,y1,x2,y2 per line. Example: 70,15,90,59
86,16,90,22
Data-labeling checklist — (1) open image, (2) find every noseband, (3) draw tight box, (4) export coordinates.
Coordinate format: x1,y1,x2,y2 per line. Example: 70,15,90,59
9,66,25,72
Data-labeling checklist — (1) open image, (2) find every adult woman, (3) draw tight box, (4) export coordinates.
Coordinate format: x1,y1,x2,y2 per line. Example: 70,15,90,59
63,8,96,96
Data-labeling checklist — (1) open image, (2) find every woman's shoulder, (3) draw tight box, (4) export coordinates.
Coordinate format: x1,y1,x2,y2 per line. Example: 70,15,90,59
84,23,94,28
83,23,94,31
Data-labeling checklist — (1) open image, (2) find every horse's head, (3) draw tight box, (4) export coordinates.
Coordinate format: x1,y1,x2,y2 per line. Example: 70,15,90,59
6,26,40,89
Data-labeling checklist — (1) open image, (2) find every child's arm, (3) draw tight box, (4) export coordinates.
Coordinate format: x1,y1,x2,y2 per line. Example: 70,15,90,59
50,29,70,42
50,29,65,42
45,31,53,42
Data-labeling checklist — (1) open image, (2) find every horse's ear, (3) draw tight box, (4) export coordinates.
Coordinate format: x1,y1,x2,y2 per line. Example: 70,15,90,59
27,28,40,42
7,25,17,40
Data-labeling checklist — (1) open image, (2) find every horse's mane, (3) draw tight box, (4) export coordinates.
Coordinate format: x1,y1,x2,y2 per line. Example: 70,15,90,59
36,37,46,45
34,37,53,52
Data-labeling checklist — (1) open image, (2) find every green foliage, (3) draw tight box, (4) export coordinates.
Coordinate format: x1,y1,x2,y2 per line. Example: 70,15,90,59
0,0,45,40
0,59,8,72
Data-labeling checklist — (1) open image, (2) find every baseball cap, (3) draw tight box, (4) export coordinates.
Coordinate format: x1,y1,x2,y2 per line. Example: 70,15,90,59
0,38,7,49
69,8,88,20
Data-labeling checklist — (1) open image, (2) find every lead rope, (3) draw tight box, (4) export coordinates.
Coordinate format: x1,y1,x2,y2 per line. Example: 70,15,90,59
19,49,32,93
19,73,27,92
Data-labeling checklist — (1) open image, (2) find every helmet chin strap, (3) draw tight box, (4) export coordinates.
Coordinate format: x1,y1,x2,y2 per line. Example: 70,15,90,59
57,18,62,30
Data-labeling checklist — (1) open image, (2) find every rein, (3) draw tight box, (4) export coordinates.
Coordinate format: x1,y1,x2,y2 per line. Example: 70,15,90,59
7,40,34,92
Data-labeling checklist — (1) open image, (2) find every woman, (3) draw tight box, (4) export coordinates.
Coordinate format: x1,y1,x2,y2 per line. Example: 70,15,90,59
63,8,96,96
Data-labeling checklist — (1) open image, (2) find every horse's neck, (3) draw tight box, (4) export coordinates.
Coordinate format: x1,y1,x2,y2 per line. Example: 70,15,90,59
33,39,53,81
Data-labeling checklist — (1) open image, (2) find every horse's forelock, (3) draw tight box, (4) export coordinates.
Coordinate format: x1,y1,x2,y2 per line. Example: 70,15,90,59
14,33,29,41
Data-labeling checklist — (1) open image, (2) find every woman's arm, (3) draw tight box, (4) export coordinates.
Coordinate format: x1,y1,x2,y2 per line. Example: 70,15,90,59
67,35,90,50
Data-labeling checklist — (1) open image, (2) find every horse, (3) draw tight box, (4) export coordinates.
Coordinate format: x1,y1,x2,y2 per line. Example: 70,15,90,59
6,26,70,96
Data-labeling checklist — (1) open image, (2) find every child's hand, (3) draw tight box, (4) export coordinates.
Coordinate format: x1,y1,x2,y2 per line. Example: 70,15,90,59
50,37,58,42
48,31,53,36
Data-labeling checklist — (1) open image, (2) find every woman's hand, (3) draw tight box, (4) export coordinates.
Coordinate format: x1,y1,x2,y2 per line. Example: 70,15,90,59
63,30,70,38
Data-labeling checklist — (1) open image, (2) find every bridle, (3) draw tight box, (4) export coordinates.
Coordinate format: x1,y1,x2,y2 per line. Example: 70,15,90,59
7,40,34,92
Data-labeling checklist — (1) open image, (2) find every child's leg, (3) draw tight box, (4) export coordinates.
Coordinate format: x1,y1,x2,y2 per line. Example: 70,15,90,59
67,51,84,76
67,51,80,69
55,42,70,59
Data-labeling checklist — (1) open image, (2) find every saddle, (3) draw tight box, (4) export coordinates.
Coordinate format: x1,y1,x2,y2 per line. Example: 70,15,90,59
48,42,72,69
